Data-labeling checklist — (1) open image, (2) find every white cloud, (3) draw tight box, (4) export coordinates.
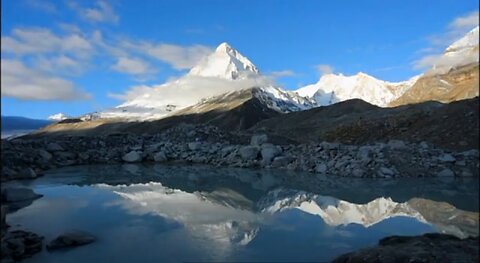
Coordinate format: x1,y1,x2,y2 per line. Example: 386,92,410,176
34,55,85,76
1,59,91,101
315,64,334,75
24,0,57,13
110,75,275,108
130,42,213,70
449,11,479,30
1,27,93,58
68,0,119,24
111,57,156,76
269,70,296,78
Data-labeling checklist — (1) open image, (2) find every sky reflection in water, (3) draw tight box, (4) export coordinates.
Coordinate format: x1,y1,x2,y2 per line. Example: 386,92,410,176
5,164,479,263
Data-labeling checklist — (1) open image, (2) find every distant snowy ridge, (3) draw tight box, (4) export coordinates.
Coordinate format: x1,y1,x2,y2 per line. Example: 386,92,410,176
295,27,478,107
48,113,69,121
295,72,420,107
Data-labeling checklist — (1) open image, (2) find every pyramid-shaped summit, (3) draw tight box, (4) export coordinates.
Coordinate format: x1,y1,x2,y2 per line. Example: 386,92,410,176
188,42,260,80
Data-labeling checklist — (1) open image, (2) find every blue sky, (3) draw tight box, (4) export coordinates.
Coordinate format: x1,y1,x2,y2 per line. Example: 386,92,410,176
1,0,479,119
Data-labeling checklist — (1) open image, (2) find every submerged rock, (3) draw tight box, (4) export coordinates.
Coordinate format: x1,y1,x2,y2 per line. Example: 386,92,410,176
47,231,96,251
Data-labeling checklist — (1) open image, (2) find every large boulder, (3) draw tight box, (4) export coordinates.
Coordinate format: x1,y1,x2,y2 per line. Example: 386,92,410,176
261,144,282,164
122,151,142,163
239,146,260,161
271,156,294,168
47,231,96,251
250,134,268,146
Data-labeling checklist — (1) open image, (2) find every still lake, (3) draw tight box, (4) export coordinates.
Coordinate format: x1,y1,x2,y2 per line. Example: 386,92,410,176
4,164,479,262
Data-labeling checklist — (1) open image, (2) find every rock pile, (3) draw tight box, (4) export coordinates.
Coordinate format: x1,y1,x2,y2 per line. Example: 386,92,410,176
1,124,478,181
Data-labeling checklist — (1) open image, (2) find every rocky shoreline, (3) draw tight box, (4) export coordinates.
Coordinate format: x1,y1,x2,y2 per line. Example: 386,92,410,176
2,124,479,181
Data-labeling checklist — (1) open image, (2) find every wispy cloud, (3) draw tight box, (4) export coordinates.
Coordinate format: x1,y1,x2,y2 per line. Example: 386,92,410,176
111,56,157,80
268,70,297,79
1,59,91,101
68,0,119,24
315,64,334,76
24,0,57,13
122,41,213,70
1,27,93,58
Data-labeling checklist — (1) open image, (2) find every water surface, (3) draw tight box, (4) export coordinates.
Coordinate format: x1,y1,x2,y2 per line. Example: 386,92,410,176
4,164,479,263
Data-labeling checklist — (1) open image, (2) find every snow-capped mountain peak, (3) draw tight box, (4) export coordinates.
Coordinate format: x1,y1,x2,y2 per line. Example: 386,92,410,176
445,26,479,53
188,42,259,80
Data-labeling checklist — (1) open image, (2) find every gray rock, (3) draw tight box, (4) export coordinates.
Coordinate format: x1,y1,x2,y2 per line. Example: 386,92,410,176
437,168,455,177
377,167,395,177
419,141,429,149
461,149,479,158
153,151,167,162
46,142,64,152
352,168,364,177
261,144,281,164
220,146,236,157
122,151,142,163
315,163,327,173
271,156,294,168
387,140,406,150
188,142,202,151
2,188,42,202
250,134,268,146
438,153,456,163
239,146,260,161
47,231,96,251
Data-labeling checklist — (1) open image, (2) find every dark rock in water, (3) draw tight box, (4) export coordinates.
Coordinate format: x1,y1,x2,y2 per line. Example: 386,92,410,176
1,230,43,261
1,188,42,203
1,188,43,213
47,231,96,251
332,233,479,263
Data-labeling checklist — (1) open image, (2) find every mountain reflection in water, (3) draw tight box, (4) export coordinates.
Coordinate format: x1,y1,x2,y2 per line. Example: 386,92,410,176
5,164,479,263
